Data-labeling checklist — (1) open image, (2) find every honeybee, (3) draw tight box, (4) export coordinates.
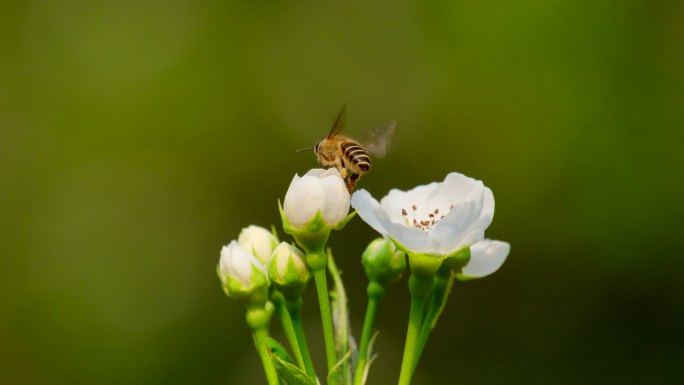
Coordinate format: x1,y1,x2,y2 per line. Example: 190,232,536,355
304,106,395,192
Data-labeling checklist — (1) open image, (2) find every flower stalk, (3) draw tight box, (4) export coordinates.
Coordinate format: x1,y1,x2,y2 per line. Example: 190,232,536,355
354,238,406,385
353,282,382,385
327,250,352,385
270,290,305,371
312,261,339,384
284,296,316,379
413,267,454,372
397,272,434,385
268,242,315,379
246,303,279,385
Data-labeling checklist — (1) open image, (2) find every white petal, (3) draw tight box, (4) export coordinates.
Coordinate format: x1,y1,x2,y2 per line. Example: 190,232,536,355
219,241,259,285
480,185,495,223
383,219,433,253
231,246,256,284
351,189,389,235
380,182,440,223
288,173,301,188
319,168,342,178
273,242,294,278
460,240,509,278
319,170,350,225
218,245,232,285
430,200,483,254
429,174,495,253
305,169,325,177
353,190,435,252
284,174,325,227
238,225,277,265
354,187,441,254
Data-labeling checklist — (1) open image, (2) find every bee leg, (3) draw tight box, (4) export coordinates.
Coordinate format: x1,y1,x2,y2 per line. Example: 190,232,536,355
346,173,360,193
339,167,348,178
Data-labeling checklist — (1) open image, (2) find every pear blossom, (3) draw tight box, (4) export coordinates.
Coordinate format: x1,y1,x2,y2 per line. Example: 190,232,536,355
283,168,350,228
217,241,269,299
238,225,278,265
351,172,509,275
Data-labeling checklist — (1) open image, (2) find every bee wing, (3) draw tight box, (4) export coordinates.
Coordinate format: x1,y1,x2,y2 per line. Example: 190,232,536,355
362,119,395,158
327,105,346,139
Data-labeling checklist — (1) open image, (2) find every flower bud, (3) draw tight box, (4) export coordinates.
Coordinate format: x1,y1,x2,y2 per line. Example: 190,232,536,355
217,241,269,302
362,238,407,286
280,169,356,269
283,168,350,228
238,225,278,266
269,242,310,298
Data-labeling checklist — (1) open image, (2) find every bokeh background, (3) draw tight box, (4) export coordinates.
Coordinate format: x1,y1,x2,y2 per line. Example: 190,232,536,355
1,1,683,384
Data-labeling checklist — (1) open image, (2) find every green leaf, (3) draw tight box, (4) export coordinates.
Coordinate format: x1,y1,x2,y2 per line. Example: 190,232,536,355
327,348,353,385
359,332,380,385
270,347,317,385
328,249,353,384
267,337,294,365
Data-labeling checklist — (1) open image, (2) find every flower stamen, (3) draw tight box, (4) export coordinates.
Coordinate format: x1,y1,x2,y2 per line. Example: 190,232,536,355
401,203,450,232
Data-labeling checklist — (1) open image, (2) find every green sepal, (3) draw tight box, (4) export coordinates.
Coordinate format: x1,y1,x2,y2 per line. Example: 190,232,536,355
271,352,317,385
278,200,331,256
387,236,443,277
443,246,471,273
217,264,270,304
268,252,310,299
387,236,473,279
327,348,353,385
332,210,357,230
453,246,489,281
270,225,280,243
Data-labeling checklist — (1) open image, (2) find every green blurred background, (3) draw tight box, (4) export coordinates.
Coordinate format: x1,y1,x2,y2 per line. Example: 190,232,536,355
1,1,683,384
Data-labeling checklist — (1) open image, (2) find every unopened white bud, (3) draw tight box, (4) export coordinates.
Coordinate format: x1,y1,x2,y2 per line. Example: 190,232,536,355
238,225,278,265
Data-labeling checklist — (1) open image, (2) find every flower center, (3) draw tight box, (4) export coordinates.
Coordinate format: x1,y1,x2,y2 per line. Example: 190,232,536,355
400,204,453,232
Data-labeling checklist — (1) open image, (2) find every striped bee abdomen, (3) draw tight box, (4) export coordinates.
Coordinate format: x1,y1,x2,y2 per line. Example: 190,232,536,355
341,141,371,171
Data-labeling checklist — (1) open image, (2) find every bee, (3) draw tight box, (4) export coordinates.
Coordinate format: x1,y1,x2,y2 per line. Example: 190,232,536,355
303,106,395,192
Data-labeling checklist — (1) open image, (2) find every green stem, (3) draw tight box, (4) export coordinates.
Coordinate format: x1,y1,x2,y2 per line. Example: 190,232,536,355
285,297,317,379
353,282,384,385
271,291,305,371
327,250,351,384
397,273,433,385
412,271,453,372
312,266,338,385
252,327,280,385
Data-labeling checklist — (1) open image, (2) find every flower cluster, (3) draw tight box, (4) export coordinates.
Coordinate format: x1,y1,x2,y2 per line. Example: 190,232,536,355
216,167,509,385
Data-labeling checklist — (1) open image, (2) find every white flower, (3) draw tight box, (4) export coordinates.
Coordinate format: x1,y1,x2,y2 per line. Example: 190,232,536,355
238,225,278,265
351,172,509,275
218,241,268,296
283,168,350,228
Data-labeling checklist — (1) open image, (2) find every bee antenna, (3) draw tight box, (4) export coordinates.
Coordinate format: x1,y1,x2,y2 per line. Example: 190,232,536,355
296,147,313,152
